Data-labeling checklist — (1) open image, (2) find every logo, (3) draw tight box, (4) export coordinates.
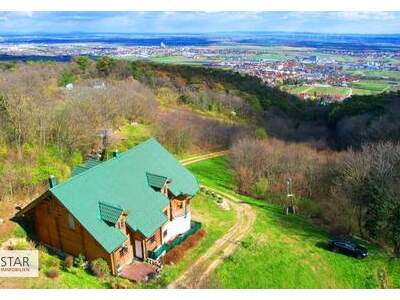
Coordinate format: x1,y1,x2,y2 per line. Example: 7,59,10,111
0,250,39,277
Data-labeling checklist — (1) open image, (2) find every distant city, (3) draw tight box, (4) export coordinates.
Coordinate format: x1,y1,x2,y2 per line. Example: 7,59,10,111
1,32,399,102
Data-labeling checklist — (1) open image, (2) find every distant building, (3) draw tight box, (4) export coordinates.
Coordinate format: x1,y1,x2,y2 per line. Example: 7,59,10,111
309,55,319,63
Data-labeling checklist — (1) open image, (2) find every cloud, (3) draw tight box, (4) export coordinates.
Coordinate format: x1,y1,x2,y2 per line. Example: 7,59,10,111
0,11,399,34
335,11,395,21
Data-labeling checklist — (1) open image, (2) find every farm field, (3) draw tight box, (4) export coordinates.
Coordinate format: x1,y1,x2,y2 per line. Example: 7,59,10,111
187,156,400,288
351,80,390,92
345,69,400,81
281,84,351,98
282,78,399,99
249,53,291,62
149,55,208,65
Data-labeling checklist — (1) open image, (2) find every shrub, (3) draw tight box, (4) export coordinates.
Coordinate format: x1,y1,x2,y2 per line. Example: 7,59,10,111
104,276,132,289
96,56,115,76
14,225,27,238
164,229,205,265
147,272,157,281
164,247,184,265
91,258,110,277
63,255,74,270
57,69,76,87
74,56,90,72
253,177,269,198
46,268,59,279
74,254,86,268
254,127,268,140
14,240,30,250
42,255,60,269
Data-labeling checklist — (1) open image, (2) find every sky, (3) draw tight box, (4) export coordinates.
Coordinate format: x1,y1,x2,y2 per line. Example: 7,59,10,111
0,11,399,34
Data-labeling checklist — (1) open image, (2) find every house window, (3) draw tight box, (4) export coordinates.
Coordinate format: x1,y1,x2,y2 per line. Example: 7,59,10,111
67,213,75,230
149,235,156,243
117,220,124,229
163,230,167,238
178,202,183,209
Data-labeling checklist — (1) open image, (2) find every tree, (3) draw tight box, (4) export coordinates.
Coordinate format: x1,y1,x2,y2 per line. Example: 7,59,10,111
335,142,400,257
337,148,372,235
74,56,90,72
96,55,115,76
57,69,76,87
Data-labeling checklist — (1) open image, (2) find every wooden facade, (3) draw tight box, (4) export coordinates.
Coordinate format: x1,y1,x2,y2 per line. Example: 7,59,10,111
30,194,115,270
27,192,191,275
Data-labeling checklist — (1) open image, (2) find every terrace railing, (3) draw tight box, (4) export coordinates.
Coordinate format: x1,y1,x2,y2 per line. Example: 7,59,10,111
148,221,202,260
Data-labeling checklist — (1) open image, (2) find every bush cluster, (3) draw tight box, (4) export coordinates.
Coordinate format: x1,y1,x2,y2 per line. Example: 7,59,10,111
90,258,110,278
164,229,205,265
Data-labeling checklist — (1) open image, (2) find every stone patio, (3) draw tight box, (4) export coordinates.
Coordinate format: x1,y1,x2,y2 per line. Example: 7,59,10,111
120,261,158,282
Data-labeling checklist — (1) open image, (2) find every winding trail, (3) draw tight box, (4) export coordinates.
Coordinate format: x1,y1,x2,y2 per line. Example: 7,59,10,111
180,150,229,167
168,152,256,289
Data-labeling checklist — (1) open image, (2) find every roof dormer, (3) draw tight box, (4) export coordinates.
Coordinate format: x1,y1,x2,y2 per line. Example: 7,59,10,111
99,201,124,226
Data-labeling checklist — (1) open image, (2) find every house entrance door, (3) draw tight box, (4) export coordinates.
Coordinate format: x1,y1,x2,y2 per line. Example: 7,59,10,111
134,239,143,259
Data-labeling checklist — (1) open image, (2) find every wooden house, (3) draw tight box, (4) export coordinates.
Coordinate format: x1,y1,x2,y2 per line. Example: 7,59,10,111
15,138,199,275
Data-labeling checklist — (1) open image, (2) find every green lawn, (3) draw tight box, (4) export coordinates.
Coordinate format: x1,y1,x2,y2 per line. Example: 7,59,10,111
351,80,390,92
187,156,400,288
351,88,376,96
187,156,235,192
310,86,350,96
281,84,351,98
0,238,114,288
111,123,153,153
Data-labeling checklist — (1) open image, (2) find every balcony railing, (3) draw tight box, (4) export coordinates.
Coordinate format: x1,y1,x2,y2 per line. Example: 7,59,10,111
148,221,202,260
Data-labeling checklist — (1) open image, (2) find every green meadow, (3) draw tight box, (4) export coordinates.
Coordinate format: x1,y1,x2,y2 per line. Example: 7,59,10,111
187,157,400,288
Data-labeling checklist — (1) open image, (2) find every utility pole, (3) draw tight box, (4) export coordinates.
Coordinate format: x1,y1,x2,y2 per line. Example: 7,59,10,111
284,177,296,215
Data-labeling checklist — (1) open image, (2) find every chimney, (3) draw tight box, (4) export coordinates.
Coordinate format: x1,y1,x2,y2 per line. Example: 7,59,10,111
112,149,119,158
48,175,57,188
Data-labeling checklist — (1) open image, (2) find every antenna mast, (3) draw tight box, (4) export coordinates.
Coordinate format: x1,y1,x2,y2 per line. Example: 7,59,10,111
284,177,296,215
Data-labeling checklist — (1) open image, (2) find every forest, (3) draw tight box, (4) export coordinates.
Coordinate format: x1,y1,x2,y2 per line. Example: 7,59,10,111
1,56,400,257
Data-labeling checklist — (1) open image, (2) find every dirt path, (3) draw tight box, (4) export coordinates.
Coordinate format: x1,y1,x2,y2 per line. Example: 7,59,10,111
180,150,229,166
168,155,256,289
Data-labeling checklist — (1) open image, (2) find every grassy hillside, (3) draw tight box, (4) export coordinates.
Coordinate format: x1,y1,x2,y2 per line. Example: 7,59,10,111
187,156,400,288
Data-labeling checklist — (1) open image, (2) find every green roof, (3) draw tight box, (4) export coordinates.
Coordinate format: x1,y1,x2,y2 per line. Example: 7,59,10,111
49,138,199,253
146,172,168,189
71,159,102,176
99,202,123,224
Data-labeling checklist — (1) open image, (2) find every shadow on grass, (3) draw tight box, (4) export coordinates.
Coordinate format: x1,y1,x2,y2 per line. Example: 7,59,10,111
315,241,331,251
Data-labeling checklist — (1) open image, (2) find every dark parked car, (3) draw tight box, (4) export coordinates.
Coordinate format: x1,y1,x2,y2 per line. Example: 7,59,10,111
328,237,368,259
